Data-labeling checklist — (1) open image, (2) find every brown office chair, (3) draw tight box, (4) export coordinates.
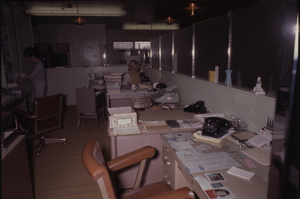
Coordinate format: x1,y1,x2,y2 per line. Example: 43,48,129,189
76,87,106,132
82,140,194,199
130,96,152,111
150,103,171,111
16,93,67,156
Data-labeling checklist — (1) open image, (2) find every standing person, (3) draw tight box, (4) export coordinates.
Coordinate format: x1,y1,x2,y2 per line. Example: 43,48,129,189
17,47,47,110
122,60,141,86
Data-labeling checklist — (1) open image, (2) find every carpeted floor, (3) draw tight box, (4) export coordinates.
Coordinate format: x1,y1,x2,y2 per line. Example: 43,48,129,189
27,105,109,199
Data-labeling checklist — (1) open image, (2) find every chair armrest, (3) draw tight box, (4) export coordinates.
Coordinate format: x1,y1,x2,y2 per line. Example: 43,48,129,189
14,109,35,119
107,146,155,172
149,187,195,199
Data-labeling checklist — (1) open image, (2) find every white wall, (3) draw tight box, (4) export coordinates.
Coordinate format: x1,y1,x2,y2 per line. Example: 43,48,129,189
144,68,276,132
46,65,128,105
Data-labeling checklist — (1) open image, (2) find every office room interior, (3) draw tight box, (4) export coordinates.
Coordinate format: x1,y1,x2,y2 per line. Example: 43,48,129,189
1,0,299,199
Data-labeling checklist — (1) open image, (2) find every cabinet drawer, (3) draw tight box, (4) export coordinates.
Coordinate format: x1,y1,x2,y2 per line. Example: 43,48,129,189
163,164,175,189
162,146,175,177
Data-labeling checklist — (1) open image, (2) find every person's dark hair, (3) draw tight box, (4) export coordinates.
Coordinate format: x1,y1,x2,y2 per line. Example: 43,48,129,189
24,47,39,58
214,189,230,197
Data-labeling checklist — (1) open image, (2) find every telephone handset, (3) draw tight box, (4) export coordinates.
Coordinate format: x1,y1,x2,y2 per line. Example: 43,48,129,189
201,117,232,138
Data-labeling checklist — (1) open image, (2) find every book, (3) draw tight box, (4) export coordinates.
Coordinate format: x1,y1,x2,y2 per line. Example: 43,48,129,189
227,166,255,180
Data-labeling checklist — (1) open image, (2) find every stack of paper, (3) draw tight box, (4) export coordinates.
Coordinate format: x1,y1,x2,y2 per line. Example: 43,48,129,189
142,120,171,130
241,147,271,166
227,166,255,180
104,73,123,91
193,130,235,144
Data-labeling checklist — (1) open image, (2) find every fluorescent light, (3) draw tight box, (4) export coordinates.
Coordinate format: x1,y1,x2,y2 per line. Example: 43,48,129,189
25,8,126,16
123,23,179,30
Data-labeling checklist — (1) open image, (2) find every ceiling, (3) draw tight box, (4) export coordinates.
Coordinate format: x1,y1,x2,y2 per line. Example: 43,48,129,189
9,0,262,30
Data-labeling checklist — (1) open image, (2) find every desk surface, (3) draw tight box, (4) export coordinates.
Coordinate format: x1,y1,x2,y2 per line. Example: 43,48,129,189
108,109,196,136
1,92,30,111
161,132,269,199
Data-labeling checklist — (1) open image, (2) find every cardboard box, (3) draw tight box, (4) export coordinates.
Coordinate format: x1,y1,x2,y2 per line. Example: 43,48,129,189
56,43,69,52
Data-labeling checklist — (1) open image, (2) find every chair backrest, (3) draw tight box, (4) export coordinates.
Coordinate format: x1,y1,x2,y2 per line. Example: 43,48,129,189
34,93,63,134
130,96,152,110
76,88,96,113
82,141,117,199
82,141,156,199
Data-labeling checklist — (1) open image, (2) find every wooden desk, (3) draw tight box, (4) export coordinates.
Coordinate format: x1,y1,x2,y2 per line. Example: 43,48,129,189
107,109,196,189
2,92,30,112
2,134,34,199
160,132,270,199
106,90,156,108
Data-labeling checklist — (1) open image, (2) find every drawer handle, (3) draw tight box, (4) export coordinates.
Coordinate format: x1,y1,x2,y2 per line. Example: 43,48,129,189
165,147,170,152
163,156,171,165
163,175,172,185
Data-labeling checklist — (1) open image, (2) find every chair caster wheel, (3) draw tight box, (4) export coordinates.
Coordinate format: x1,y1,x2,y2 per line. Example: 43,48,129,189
36,152,40,156
63,142,67,146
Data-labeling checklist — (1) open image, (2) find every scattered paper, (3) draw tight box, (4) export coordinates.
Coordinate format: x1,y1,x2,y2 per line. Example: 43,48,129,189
194,175,212,190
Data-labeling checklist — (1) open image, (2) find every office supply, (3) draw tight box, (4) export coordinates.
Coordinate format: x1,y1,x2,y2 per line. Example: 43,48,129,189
82,141,194,199
186,119,203,128
16,93,67,156
151,89,180,104
108,106,140,135
231,115,248,131
214,66,219,83
227,166,255,180
130,96,152,110
201,117,232,138
231,130,256,141
142,120,171,130
166,120,180,128
194,112,228,123
241,147,271,166
247,132,272,148
193,129,235,144
184,100,207,114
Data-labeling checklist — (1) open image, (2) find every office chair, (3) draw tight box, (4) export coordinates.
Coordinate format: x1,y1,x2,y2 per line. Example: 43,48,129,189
76,87,106,132
16,93,67,156
150,103,171,111
82,140,195,199
130,96,152,111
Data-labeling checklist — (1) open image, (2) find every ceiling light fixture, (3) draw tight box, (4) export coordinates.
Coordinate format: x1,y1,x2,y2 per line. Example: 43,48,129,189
77,17,83,27
167,16,172,25
190,3,195,16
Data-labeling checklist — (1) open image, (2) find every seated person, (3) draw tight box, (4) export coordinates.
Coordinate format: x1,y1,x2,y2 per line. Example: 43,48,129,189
122,60,141,86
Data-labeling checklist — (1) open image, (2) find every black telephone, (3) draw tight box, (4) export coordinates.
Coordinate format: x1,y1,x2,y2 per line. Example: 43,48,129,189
184,100,207,114
200,117,232,138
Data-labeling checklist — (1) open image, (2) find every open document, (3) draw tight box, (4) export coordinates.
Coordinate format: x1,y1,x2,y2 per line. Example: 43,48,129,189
176,150,241,173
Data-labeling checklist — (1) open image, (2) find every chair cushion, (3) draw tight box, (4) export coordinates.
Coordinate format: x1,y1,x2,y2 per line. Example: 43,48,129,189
119,181,172,199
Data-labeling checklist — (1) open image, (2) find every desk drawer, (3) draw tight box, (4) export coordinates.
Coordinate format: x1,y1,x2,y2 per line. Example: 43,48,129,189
163,164,175,189
162,145,175,178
